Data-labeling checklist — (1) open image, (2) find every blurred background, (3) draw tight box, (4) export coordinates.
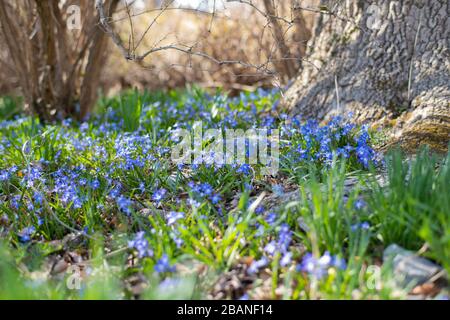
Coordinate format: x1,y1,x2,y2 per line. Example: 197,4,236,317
0,0,318,99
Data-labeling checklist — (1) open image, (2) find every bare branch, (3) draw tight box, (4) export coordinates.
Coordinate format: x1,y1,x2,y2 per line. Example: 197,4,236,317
96,0,132,59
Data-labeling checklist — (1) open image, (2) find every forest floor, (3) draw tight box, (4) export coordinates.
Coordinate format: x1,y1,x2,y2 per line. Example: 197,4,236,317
0,88,448,299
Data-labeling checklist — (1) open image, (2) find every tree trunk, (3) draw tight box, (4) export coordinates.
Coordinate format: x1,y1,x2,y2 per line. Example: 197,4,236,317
262,0,298,80
79,0,119,120
0,1,119,122
292,0,312,61
283,0,450,153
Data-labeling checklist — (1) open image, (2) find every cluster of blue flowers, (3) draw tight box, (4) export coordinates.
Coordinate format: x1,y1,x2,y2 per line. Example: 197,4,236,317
248,222,293,275
154,254,176,273
188,182,221,205
166,211,185,226
283,116,377,169
128,232,153,258
152,188,167,203
299,252,347,279
0,87,378,285
18,226,36,243
264,224,293,267
117,196,134,216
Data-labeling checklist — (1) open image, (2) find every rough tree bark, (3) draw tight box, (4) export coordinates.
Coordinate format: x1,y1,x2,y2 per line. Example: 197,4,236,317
283,0,450,152
79,0,119,120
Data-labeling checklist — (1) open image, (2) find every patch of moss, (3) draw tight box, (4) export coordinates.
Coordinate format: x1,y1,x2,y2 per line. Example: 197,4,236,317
394,122,450,154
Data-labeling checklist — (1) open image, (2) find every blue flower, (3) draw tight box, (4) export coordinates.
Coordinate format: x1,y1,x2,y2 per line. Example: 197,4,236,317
152,188,167,203
280,252,292,267
237,164,251,175
199,183,213,196
210,193,221,204
117,196,133,215
277,224,292,252
354,199,367,210
188,198,201,208
255,205,265,215
0,170,10,181
265,212,277,225
248,256,268,274
332,256,347,270
351,221,370,232
166,211,184,226
18,226,36,243
33,192,44,205
298,252,347,279
91,179,100,190
239,294,250,300
264,224,292,257
158,278,182,291
154,254,176,273
109,186,121,198
138,182,146,193
264,241,277,256
171,234,184,248
360,222,370,230
299,253,328,279
128,232,153,258
318,251,332,267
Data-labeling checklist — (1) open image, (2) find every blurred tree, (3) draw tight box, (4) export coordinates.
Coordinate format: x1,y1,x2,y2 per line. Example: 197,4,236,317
0,0,119,122
262,0,297,80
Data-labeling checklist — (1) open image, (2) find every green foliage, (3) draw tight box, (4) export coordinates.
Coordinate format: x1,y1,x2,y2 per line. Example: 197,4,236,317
0,96,22,120
0,88,447,300
367,148,450,258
